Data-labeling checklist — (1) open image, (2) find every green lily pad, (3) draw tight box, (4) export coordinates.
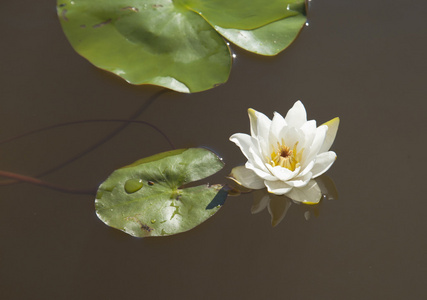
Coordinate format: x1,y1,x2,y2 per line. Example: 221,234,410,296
214,6,306,56
57,0,231,93
57,0,306,92
176,0,300,30
95,148,226,237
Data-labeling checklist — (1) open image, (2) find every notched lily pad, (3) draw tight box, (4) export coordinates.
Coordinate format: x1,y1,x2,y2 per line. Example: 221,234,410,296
57,0,231,93
57,0,307,92
95,148,227,237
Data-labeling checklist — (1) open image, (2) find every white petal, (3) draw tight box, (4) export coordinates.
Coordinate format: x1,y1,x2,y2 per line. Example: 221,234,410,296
311,151,337,178
284,101,307,128
254,133,270,161
230,134,276,180
229,133,257,162
319,117,339,153
268,195,292,227
300,119,317,132
286,172,312,187
265,164,296,181
248,108,271,140
248,147,270,172
229,166,265,189
285,180,322,204
251,190,270,214
311,125,328,154
303,125,327,166
300,120,317,147
280,127,301,150
264,180,293,195
269,112,287,145
246,162,277,181
298,160,314,177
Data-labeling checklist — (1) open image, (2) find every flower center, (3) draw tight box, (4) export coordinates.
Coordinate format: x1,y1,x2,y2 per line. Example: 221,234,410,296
270,141,303,171
279,145,293,158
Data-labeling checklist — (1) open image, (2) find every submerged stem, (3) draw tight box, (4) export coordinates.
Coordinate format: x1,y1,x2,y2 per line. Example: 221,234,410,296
0,119,175,149
0,119,175,186
1,90,169,179
0,90,174,190
0,170,95,195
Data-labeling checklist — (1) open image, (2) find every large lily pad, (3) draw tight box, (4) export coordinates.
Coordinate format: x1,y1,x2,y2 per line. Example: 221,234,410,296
57,0,306,92
57,0,231,93
95,148,227,237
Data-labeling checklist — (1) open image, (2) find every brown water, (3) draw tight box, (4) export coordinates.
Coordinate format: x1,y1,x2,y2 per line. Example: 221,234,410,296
1,0,427,299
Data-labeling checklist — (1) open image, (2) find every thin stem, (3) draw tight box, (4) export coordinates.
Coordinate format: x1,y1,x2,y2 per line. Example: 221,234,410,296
0,119,175,186
0,170,95,195
23,89,166,178
0,90,174,193
0,119,175,149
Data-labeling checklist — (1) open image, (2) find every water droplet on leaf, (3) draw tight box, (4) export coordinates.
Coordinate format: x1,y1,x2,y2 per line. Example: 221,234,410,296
124,179,144,193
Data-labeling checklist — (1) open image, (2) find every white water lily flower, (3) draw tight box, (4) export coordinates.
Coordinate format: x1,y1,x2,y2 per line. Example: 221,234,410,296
229,101,339,204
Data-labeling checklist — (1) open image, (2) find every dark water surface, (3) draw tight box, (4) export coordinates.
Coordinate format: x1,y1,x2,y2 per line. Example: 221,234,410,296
1,0,427,299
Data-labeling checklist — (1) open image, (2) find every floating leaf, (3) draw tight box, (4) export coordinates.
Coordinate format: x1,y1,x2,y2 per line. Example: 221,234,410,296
215,12,306,56
95,148,226,237
57,0,306,92
57,0,231,93
177,0,299,30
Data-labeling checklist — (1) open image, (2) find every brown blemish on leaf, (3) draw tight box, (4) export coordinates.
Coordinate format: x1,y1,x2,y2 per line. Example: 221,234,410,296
121,6,139,12
152,4,163,8
61,9,68,21
140,223,153,232
93,19,112,28
125,216,153,233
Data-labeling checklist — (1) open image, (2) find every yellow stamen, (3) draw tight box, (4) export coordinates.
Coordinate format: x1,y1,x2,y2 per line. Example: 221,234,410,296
269,141,303,171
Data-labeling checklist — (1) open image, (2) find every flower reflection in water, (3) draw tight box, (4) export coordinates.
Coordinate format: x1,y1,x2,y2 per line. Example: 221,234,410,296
250,175,338,227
